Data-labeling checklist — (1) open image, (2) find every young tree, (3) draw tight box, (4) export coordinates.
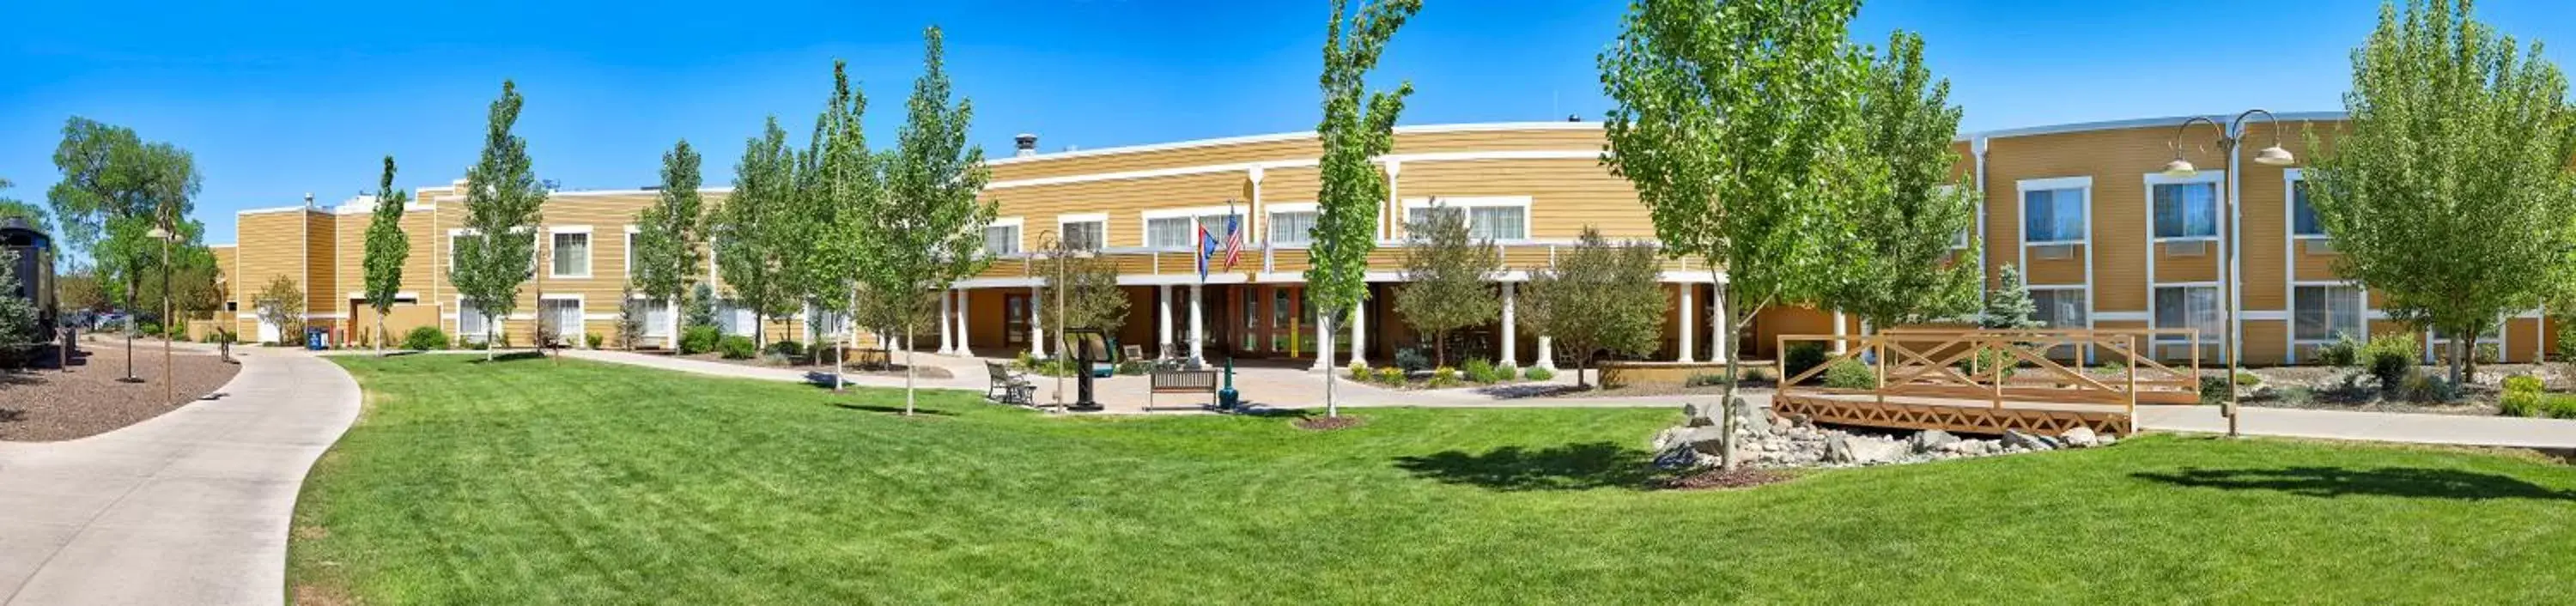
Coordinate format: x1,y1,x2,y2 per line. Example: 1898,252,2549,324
449,81,548,361
1393,197,1501,367
1309,0,1422,419
252,275,305,345
799,61,880,390
856,26,997,415
631,139,705,347
616,284,647,350
1036,238,1130,336
2304,0,2576,385
1601,0,1875,469
1826,32,1983,331
1980,264,2041,330
711,117,802,351
686,282,718,330
1520,227,1667,386
362,156,412,355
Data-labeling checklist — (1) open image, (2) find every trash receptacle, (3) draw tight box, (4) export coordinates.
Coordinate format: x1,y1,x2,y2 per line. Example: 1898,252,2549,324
306,327,329,350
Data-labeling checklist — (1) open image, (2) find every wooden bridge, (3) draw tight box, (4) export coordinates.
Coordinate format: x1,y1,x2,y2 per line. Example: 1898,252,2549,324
1771,328,2205,436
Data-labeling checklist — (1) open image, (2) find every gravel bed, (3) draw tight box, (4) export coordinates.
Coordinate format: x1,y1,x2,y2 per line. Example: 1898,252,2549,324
1,342,243,442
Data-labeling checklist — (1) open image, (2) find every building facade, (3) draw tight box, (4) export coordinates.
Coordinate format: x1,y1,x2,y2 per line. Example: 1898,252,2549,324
206,113,2554,366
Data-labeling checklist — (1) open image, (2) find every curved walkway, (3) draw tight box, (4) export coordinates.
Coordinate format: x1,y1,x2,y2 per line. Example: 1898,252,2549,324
0,350,361,606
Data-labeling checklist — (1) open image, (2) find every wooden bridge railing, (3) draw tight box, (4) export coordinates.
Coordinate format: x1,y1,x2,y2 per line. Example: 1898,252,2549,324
1774,328,2204,421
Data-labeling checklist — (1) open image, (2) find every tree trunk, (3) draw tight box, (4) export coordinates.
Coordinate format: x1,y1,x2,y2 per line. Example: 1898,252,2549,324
903,321,918,416
2454,336,2472,386
485,317,496,362
1433,331,1446,369
1717,294,1743,471
375,313,386,357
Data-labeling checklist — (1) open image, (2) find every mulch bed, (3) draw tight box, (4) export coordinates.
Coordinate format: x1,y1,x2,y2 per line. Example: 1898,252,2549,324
2,342,242,442
1294,415,1367,431
1661,467,1793,491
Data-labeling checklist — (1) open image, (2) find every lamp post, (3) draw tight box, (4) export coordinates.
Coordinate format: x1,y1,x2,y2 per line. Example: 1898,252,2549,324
2161,109,2297,438
145,215,179,404
1036,228,1067,411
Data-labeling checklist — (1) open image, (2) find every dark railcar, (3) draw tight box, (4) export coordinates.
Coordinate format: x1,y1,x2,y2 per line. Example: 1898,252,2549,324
0,217,57,342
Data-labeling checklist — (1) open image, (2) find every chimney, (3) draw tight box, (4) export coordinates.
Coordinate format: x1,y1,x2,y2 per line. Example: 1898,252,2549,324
1015,133,1038,157
304,192,316,209
1566,114,1582,123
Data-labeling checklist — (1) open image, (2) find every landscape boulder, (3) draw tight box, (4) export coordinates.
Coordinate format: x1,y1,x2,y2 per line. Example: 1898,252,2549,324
2059,427,2099,448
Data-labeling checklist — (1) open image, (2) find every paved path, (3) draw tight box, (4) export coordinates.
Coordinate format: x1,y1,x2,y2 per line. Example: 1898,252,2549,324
2137,405,2576,449
559,349,989,392
0,350,361,606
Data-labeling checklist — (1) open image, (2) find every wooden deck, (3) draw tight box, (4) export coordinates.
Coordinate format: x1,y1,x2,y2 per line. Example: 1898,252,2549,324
1772,328,2208,437
1771,391,2133,436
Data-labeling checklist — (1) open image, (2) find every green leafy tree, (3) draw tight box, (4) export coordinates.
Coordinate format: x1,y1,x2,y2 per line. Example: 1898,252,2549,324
1980,264,2041,330
449,81,549,361
1519,227,1666,387
1826,32,1983,330
632,139,706,341
711,116,802,350
2304,0,2576,384
47,118,204,361
1309,0,1421,419
857,26,996,415
0,178,49,235
252,275,306,345
0,251,40,367
1036,237,1130,336
797,61,881,389
1601,0,1874,469
363,156,412,355
616,284,647,350
1393,198,1502,367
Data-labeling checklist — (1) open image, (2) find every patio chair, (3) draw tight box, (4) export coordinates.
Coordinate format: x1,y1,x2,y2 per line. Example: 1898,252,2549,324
985,361,1035,405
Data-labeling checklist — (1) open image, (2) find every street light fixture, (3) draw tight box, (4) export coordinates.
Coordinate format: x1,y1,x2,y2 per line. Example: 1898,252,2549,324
146,220,179,405
2162,109,2296,438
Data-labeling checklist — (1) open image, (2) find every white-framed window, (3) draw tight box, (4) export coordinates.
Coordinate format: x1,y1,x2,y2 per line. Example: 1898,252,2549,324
636,297,674,339
538,296,583,345
457,297,489,342
2293,284,2363,342
805,301,851,342
550,229,592,278
984,218,1023,257
716,298,756,336
1059,214,1106,251
2151,180,2220,239
1267,203,1318,246
2290,173,2327,238
2029,288,2087,329
623,228,638,278
2152,285,2222,342
1144,207,1243,250
2022,186,2087,244
1401,197,1529,241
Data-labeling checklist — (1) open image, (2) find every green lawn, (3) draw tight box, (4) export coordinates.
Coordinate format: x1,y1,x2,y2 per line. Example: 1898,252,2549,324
295,355,2576,604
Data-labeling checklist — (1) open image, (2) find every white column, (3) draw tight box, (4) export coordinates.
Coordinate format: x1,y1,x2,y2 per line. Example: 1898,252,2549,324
1028,285,1046,359
1831,310,1849,355
1537,336,1557,371
1311,314,1338,372
1188,284,1206,365
1710,282,1729,363
938,289,955,355
953,289,970,355
1678,284,1697,362
1499,282,1518,367
1157,284,1174,358
1349,300,1368,367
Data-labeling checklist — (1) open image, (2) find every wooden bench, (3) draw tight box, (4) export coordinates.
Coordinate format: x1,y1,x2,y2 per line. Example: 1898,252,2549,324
985,361,1035,406
1147,368,1220,410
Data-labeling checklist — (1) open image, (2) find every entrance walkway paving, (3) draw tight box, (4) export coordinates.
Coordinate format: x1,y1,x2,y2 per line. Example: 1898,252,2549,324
0,349,361,605
2136,404,2576,449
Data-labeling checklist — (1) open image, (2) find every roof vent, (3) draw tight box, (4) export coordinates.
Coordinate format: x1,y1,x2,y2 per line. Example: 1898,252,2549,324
1015,133,1038,158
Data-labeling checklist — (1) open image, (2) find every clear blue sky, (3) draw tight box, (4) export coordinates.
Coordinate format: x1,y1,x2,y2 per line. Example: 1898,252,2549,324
4,0,2573,245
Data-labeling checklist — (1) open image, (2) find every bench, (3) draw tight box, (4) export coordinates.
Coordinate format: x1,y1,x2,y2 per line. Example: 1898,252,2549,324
1147,368,1220,410
985,361,1035,406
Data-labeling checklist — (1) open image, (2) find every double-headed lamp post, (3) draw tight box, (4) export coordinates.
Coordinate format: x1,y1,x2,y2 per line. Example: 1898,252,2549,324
1036,228,1069,411
2160,109,2297,438
145,218,180,405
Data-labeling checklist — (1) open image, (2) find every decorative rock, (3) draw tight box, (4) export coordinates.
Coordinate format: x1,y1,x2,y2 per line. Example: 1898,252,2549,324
1651,445,1702,470
2098,435,2119,447
1845,438,1907,464
1909,429,1960,453
2002,429,2057,451
2059,427,2099,448
1823,434,1855,464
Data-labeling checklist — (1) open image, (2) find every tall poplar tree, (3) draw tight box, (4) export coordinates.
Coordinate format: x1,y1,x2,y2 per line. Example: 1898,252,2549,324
857,26,995,415
1601,0,1874,469
362,155,411,355
1826,32,1983,330
2304,0,2576,385
1308,0,1421,419
632,139,705,343
450,81,548,361
805,61,879,390
711,117,800,350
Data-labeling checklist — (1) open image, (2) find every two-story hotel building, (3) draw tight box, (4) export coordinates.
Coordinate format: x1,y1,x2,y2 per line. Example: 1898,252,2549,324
201,112,2555,367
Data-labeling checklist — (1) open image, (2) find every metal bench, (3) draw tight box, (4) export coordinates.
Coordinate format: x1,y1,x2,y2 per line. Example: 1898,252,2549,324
985,361,1035,405
1147,368,1220,410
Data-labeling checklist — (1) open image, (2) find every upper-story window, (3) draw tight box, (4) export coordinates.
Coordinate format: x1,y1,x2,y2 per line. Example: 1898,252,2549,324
983,220,1022,257
1268,203,1317,245
623,230,636,277
1402,197,1529,241
1144,208,1242,250
2292,178,2326,237
2152,182,2219,239
550,229,591,278
1060,216,1104,251
2022,185,2087,244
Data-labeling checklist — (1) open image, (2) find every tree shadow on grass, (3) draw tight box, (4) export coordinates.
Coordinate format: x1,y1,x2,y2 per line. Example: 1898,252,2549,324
829,403,958,417
1394,442,1664,492
2132,466,2576,501
466,351,548,364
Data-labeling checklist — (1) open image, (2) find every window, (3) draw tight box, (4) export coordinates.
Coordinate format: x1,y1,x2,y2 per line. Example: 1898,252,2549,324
715,298,755,336
638,298,674,338
623,232,637,277
551,232,591,277
2152,183,2218,239
1404,206,1463,233
1060,221,1104,251
2153,286,2222,342
1146,211,1244,250
2293,285,2362,342
1404,200,1530,241
1953,227,1971,250
458,298,489,342
1269,210,1317,245
2030,288,2087,329
1004,294,1030,344
539,298,583,345
2292,180,2326,237
806,302,850,342
983,223,1021,257
2023,188,2087,243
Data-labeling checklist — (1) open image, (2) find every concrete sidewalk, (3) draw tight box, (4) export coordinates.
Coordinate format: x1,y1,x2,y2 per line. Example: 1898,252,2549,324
0,350,361,606
2136,405,2576,449
559,349,989,392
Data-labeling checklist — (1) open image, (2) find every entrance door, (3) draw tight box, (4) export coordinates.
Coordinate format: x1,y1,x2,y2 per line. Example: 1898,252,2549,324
257,318,281,344
1004,294,1030,347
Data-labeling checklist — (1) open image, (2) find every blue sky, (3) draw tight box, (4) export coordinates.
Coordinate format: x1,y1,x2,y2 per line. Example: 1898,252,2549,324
4,0,2573,245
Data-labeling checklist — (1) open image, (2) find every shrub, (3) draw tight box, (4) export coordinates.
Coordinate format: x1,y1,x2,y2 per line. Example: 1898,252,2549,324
1954,348,2017,380
769,339,805,358
584,332,605,349
2233,371,2261,386
1499,364,1520,382
2500,390,2543,417
1742,367,1775,385
210,329,236,345
1462,359,1500,384
2544,395,2576,420
401,326,450,350
1685,373,1732,388
715,335,757,360
1376,367,1406,385
1428,367,1461,388
2503,374,2545,395
679,325,722,355
2199,375,2233,406
2316,336,2362,367
1115,360,1150,376
1394,348,1431,372
1783,342,1828,382
1822,360,1876,390
1522,366,1556,381
1013,350,1036,370
2276,386,2315,407
2360,333,2419,389
810,342,844,365
2398,370,2458,403
138,321,161,336
1348,361,1371,381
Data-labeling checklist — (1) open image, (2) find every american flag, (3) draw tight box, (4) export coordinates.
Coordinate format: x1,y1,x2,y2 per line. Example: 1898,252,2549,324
1196,215,1243,279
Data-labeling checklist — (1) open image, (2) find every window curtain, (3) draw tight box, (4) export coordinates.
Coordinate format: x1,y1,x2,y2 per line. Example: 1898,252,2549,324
2153,184,2217,238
